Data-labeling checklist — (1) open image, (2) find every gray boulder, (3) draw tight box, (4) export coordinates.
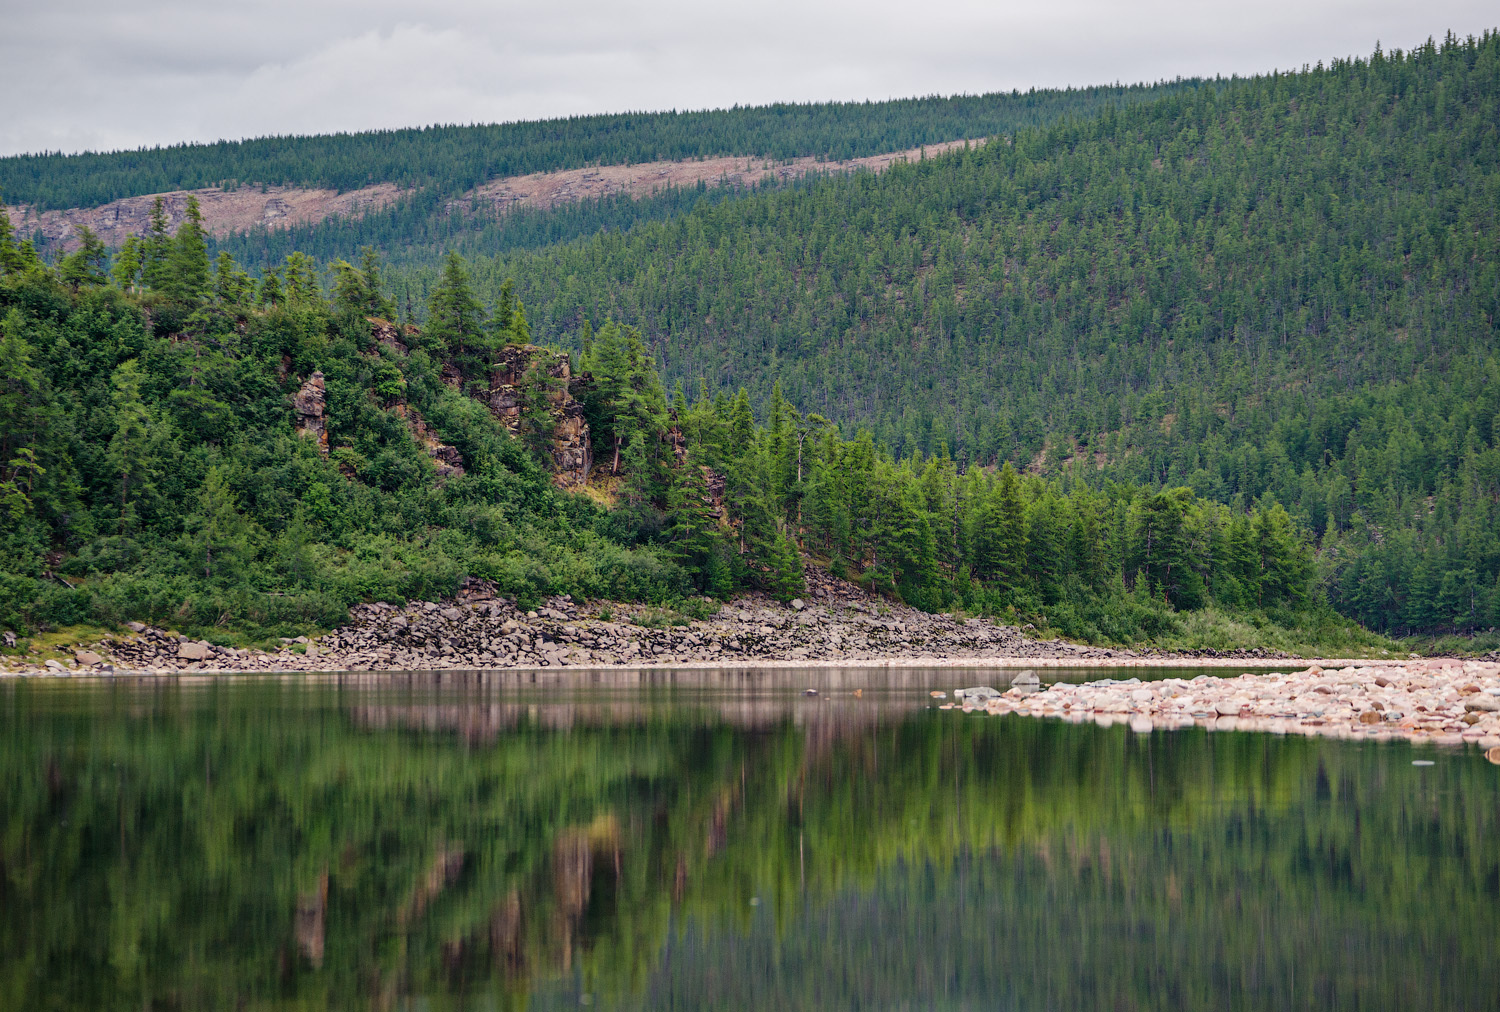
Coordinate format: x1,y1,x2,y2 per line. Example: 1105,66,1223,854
178,641,211,661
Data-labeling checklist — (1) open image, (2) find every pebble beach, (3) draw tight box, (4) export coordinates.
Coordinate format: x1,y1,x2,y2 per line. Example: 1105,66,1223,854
939,659,1500,752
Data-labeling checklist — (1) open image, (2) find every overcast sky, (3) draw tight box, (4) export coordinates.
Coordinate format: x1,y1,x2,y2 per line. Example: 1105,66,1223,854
2,0,1495,157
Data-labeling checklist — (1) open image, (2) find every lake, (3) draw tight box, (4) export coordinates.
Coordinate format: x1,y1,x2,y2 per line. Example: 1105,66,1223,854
3,666,1498,1010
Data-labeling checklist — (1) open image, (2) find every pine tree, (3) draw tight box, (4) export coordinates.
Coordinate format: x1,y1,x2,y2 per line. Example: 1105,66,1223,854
283,252,318,304
425,252,486,365
141,197,171,291
183,466,257,582
165,195,211,302
213,252,252,305
258,267,284,308
107,360,150,533
974,462,1028,593
57,226,108,290
111,235,144,292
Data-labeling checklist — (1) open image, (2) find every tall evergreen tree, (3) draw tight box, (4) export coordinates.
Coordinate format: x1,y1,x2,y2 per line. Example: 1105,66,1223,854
141,196,172,291
425,252,487,368
165,195,211,302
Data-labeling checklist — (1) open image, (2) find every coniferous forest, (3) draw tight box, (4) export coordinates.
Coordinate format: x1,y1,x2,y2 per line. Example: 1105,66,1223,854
2,32,1498,649
1,84,1194,211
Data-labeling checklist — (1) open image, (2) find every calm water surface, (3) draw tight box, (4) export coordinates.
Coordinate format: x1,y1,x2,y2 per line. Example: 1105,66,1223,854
3,666,1498,1011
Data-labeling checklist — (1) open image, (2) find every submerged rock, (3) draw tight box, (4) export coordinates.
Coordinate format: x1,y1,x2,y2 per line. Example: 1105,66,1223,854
956,686,1001,702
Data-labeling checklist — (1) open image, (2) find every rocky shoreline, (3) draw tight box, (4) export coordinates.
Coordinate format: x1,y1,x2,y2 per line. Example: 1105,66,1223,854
939,659,1500,751
4,573,1304,678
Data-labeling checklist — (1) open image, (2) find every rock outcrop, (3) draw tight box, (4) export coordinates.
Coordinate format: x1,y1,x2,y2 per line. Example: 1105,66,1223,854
488,345,592,487
663,423,688,466
394,404,465,480
293,372,328,456
368,316,410,355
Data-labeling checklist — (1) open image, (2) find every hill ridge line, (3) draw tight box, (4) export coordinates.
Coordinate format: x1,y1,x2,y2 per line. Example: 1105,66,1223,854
4,139,980,252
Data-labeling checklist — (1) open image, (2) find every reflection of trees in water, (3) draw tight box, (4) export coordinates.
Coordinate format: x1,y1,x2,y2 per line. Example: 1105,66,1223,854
347,693,913,741
2,681,1498,1010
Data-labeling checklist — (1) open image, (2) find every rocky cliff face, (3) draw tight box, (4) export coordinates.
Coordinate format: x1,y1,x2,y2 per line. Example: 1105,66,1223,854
305,325,595,488
394,404,466,480
368,317,411,355
488,345,592,487
293,372,328,456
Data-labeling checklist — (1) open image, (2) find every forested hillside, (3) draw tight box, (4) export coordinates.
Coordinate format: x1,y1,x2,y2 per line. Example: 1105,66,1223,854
0,206,1340,651
0,83,1194,211
2,33,1497,645
212,174,766,273
389,32,1496,636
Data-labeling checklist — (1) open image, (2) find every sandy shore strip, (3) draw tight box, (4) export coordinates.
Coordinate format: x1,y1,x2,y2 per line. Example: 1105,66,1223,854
937,659,1500,750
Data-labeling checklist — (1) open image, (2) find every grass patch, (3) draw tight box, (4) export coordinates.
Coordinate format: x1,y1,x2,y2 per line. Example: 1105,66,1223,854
1143,606,1397,658
630,607,692,629
2,624,118,662
1395,629,1500,658
1022,584,1403,658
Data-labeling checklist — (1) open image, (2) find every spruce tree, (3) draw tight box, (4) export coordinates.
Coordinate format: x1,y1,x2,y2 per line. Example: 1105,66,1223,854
258,267,284,308
0,205,18,274
111,235,144,292
975,462,1028,594
57,226,108,290
213,252,252,305
183,466,257,582
425,252,486,366
357,246,396,318
283,252,317,304
165,196,211,302
107,360,150,533
141,197,171,291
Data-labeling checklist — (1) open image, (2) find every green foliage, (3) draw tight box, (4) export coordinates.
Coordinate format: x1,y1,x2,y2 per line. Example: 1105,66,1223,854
424,251,488,368
163,195,210,302
56,225,108,290
0,212,693,637
5,39,1494,641
383,32,1499,637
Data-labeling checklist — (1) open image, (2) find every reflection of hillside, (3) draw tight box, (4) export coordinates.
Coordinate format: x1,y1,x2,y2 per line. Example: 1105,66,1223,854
346,694,917,742
3,680,1498,1010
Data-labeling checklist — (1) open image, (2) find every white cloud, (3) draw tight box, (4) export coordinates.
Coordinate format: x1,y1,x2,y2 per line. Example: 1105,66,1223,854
0,0,1494,155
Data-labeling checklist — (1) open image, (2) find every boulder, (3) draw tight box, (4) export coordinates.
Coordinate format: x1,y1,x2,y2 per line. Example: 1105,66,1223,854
177,641,211,661
74,650,103,666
